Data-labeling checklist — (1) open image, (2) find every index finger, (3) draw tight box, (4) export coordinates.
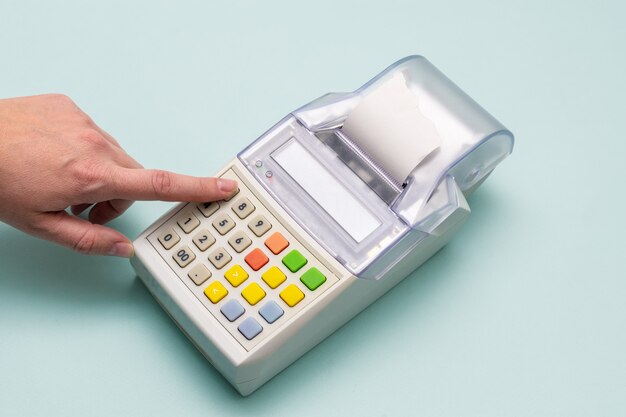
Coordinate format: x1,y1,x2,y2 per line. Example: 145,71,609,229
108,167,238,202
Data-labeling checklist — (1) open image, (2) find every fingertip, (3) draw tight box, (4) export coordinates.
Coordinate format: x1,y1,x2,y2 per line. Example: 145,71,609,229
109,241,134,258
217,178,237,193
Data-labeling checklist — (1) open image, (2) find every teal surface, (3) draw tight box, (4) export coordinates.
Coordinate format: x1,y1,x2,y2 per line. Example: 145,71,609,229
1,1,625,415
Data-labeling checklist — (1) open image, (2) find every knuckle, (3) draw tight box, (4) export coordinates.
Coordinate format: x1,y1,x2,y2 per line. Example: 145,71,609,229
79,128,107,147
72,227,98,254
72,160,109,190
45,93,71,102
151,170,173,198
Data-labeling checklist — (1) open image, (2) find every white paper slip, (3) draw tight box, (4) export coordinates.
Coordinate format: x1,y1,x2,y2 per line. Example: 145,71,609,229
341,72,441,184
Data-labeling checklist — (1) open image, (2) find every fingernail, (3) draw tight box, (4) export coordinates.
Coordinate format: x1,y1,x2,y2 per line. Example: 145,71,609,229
110,242,134,258
217,178,237,193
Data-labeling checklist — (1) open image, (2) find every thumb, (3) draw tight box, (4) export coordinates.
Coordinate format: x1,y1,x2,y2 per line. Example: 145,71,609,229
34,211,134,257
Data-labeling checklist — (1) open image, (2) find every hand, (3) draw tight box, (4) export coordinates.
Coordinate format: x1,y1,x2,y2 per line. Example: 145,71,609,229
0,94,237,257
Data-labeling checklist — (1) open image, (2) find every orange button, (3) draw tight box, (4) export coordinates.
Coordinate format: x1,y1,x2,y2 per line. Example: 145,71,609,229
244,248,269,271
264,232,290,255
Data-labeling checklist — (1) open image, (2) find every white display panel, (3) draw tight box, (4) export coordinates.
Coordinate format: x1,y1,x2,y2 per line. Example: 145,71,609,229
272,138,381,242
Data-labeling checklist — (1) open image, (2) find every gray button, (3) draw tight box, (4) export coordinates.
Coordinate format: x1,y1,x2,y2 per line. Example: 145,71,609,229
247,215,272,237
172,245,195,268
192,228,216,252
220,299,245,322
157,227,180,250
238,317,263,340
258,301,284,324
197,201,219,218
208,246,231,269
187,263,211,286
177,212,200,234
212,212,235,235
232,197,255,219
228,231,252,253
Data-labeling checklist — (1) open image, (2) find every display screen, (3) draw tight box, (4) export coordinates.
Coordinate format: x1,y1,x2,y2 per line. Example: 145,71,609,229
272,139,381,242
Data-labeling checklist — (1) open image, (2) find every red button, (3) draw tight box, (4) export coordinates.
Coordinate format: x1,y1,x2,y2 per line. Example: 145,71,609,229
244,248,269,271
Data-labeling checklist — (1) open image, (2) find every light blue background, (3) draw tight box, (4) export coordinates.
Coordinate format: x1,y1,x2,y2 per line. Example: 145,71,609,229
1,1,625,415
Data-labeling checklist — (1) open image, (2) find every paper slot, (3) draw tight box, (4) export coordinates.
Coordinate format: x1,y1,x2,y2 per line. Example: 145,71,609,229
341,73,441,185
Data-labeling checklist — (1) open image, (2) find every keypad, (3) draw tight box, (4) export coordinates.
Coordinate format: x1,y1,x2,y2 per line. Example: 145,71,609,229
147,168,338,350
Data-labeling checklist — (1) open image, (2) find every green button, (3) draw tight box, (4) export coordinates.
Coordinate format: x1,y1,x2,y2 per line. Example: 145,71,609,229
300,267,326,291
282,250,307,273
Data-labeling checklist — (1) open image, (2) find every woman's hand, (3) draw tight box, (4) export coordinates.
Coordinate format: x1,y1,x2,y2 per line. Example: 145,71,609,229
0,94,236,257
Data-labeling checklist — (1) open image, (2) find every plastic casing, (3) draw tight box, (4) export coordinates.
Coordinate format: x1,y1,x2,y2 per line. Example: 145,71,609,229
239,56,514,280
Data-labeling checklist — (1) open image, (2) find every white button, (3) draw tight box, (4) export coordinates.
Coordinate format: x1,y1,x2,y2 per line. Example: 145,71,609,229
197,201,219,218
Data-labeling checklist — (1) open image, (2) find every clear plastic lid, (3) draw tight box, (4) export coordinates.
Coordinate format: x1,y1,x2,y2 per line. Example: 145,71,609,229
240,56,513,279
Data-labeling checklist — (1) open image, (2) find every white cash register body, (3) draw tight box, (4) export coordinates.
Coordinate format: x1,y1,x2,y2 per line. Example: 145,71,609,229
131,56,514,395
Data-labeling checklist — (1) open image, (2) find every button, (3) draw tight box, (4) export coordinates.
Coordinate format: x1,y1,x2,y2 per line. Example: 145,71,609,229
224,187,240,201
173,245,195,267
204,281,228,304
282,249,307,273
259,301,284,324
208,246,232,269
244,248,269,271
248,215,272,237
264,232,289,255
220,299,245,322
300,267,327,291
241,282,266,306
224,264,249,287
280,284,305,307
231,197,255,219
212,212,235,235
197,201,219,218
192,229,216,252
188,263,211,285
238,317,263,340
228,231,252,253
261,266,286,289
157,227,180,250
177,212,200,234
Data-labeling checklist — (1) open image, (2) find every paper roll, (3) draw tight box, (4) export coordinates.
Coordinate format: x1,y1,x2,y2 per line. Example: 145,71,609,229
341,73,441,185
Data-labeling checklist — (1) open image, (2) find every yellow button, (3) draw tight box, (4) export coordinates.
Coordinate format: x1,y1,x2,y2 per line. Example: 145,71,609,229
241,282,266,306
280,284,305,307
224,264,249,287
204,281,228,304
261,266,287,289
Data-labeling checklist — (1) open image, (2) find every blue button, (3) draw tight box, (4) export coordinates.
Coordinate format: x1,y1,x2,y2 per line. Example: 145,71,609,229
259,300,284,324
238,317,263,340
220,299,245,322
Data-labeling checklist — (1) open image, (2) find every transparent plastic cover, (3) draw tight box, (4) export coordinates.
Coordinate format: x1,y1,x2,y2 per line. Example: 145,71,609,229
240,56,513,278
